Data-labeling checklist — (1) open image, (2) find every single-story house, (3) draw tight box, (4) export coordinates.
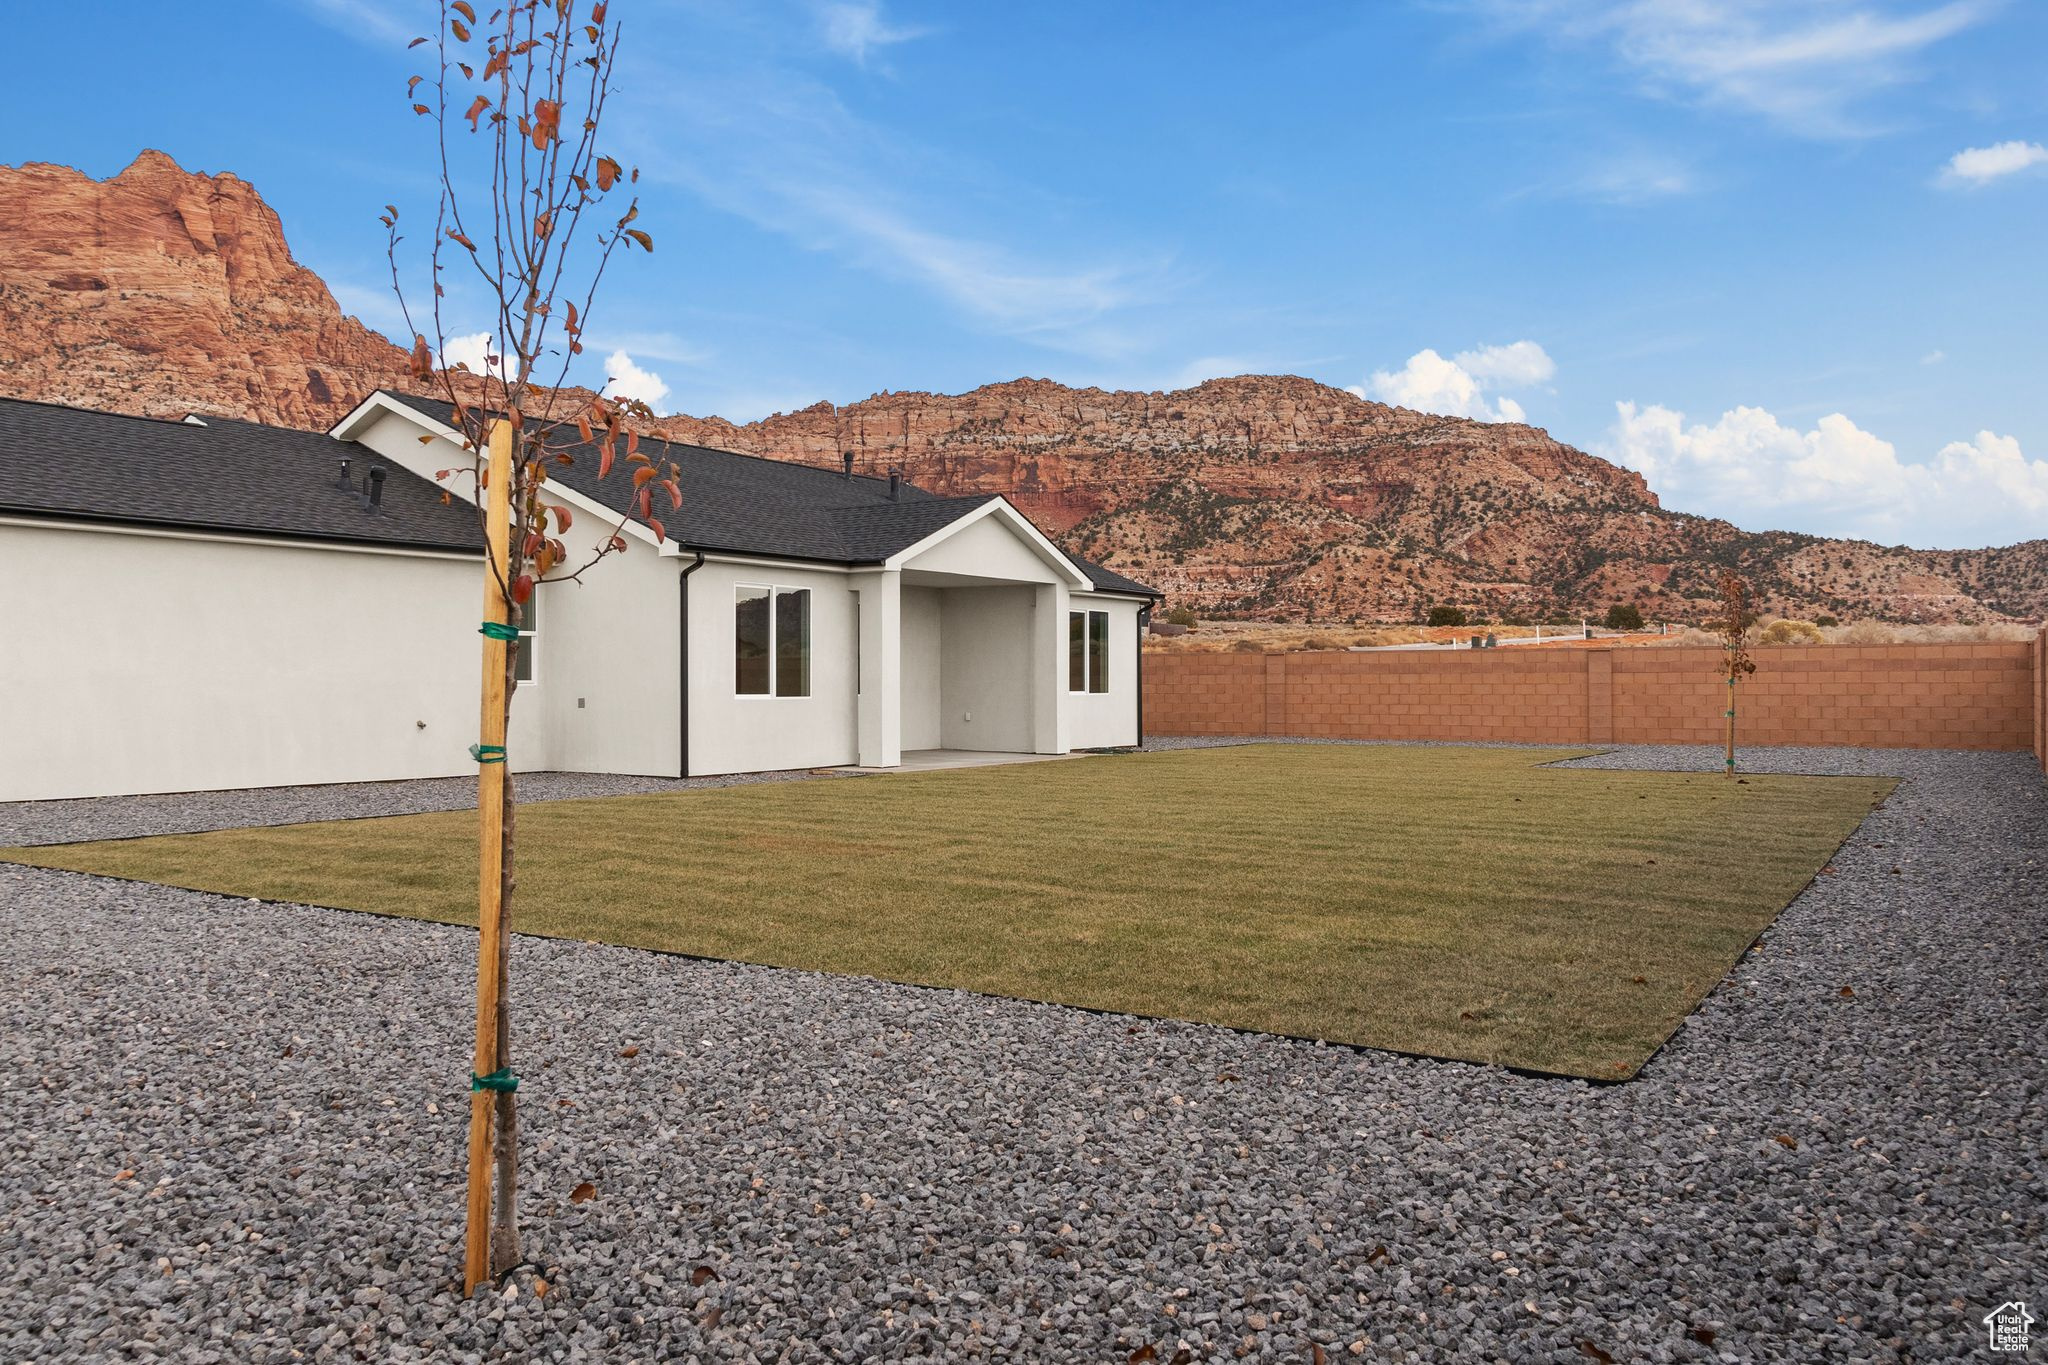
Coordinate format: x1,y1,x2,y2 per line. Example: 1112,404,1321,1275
0,391,1157,802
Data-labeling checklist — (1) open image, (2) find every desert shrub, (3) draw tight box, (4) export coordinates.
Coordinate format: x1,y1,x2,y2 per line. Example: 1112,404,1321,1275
1426,606,1468,627
1163,605,1198,627
1814,615,1839,627
1228,639,1266,653
1885,622,2035,643
1832,619,1897,645
1759,619,1825,645
1300,634,1341,651
1603,603,1646,631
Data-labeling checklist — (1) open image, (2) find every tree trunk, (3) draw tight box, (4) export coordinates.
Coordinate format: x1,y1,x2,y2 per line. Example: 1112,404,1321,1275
1724,674,1737,777
490,648,522,1274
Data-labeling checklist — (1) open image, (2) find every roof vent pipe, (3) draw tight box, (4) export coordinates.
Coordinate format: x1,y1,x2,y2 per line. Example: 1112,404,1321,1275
842,449,854,481
888,467,901,501
367,465,387,513
338,457,353,491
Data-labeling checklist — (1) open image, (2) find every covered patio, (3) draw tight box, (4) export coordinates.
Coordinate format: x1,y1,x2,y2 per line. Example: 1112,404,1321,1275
849,500,1096,769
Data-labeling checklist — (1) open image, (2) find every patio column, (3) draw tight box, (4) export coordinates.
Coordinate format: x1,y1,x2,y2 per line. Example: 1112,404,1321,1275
853,568,902,767
1033,582,1069,754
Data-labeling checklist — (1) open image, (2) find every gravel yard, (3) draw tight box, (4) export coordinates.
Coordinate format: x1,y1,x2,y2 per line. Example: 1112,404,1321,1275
0,769,834,848
1,744,2042,1362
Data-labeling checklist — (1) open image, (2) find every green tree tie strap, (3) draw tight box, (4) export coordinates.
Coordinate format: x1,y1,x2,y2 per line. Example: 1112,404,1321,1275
470,1067,519,1093
479,620,521,642
470,743,507,765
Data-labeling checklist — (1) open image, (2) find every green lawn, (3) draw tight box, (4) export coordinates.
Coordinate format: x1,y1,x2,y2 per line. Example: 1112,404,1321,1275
4,746,1892,1078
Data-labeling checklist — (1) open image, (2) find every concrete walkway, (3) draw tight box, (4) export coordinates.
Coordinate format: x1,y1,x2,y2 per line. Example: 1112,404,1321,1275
836,748,1080,774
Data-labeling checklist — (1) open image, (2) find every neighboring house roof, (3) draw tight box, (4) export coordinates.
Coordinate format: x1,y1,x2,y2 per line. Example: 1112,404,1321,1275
376,392,1157,594
0,396,482,554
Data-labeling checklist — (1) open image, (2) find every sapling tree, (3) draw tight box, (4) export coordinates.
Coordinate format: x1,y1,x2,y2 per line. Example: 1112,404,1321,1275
382,0,682,1290
1715,571,1757,776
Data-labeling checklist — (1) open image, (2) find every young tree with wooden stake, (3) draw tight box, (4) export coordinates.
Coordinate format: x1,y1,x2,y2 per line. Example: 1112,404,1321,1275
381,0,682,1291
1716,571,1757,777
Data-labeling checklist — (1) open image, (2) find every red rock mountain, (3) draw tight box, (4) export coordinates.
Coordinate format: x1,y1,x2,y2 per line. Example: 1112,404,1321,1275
4,151,2043,623
0,151,413,426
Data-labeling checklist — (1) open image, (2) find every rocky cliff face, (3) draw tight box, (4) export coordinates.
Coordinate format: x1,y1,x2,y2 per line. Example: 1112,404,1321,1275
4,152,2043,623
0,151,412,427
662,378,2048,624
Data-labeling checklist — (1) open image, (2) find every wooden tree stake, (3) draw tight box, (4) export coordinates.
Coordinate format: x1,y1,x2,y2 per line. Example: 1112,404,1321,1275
464,418,515,1293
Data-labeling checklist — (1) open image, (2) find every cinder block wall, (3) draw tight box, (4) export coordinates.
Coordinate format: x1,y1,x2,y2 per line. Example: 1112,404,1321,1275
2035,629,2047,771
1145,641,2039,753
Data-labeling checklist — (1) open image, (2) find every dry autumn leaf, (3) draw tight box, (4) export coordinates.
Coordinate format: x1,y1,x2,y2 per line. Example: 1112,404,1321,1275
691,1264,719,1287
569,1181,596,1204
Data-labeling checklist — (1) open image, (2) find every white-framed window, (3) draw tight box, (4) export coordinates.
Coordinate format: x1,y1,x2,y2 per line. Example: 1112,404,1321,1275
1068,608,1109,694
514,589,539,684
736,584,811,698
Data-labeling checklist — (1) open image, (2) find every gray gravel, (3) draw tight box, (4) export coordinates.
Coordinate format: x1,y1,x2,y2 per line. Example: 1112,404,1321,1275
0,768,836,848
1,743,2042,1362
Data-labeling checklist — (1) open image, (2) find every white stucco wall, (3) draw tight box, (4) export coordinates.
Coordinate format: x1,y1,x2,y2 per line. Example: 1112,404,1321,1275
938,586,1038,751
1064,595,1144,750
522,543,681,778
899,586,944,751
0,520,545,802
345,400,684,778
683,559,859,775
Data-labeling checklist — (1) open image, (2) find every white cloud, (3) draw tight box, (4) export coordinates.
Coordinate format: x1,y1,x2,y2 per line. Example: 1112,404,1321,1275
1360,341,1554,423
1463,0,1988,134
816,0,929,65
1920,348,1946,365
600,350,671,410
1513,150,1701,205
293,0,415,46
631,69,1165,359
1455,340,1557,388
586,330,713,366
1602,400,2048,546
1573,155,1698,203
1940,140,2048,186
440,332,495,373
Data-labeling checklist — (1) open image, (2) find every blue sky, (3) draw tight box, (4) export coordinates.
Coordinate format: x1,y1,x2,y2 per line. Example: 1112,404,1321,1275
6,1,2045,547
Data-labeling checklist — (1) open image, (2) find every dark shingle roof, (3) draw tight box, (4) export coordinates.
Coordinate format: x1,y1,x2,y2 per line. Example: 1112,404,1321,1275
1073,558,1157,597
0,397,481,552
0,392,1156,595
383,391,986,563
380,392,1156,593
